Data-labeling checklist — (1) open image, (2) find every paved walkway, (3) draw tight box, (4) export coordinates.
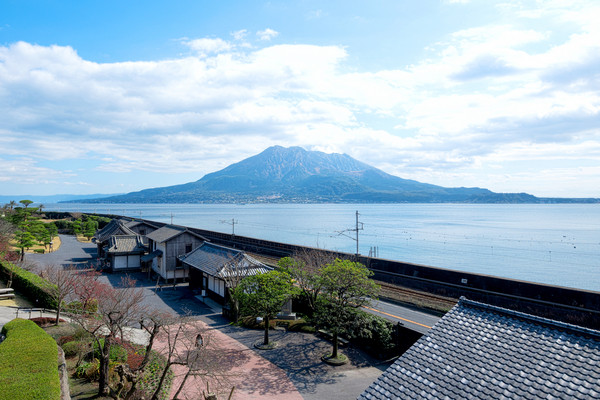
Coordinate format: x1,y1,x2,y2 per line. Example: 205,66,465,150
5,234,389,399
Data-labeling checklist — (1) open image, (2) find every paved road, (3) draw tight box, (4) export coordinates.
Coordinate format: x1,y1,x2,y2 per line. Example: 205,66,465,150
25,234,98,270
364,300,443,334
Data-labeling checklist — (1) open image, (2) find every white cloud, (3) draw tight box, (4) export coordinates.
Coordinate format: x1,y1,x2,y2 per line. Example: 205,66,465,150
231,29,248,41
1,1,599,196
256,28,279,41
181,37,233,56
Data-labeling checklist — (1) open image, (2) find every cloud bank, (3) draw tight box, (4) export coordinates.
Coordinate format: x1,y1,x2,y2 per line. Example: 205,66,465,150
0,1,599,197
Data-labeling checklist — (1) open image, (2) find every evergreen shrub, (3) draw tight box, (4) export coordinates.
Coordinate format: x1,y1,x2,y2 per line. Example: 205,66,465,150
0,261,56,308
0,319,61,400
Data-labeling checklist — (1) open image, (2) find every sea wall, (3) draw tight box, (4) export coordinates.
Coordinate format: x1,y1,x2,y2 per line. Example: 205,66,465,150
108,215,600,329
183,223,600,329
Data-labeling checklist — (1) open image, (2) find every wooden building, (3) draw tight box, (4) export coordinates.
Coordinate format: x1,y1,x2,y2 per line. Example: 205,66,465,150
105,235,147,272
145,225,207,281
94,219,137,259
181,242,272,304
123,220,160,245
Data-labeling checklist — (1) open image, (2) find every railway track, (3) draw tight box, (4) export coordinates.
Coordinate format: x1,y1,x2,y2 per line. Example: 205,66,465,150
376,281,457,313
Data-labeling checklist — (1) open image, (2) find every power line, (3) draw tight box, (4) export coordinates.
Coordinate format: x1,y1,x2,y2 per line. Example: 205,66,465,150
334,210,364,257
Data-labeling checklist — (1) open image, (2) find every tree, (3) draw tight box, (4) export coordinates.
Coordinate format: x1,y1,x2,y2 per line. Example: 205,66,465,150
234,270,298,347
315,259,380,360
68,275,147,396
19,199,33,209
41,265,78,325
220,252,258,322
83,219,97,240
13,225,37,261
0,219,17,263
45,222,58,250
278,249,336,316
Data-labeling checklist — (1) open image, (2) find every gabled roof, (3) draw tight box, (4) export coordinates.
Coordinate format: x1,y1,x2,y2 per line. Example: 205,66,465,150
106,235,147,254
180,242,272,279
124,220,160,230
145,224,207,244
359,297,600,400
95,219,137,242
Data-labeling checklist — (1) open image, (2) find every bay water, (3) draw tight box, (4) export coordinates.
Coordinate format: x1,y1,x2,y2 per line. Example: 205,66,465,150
45,203,599,292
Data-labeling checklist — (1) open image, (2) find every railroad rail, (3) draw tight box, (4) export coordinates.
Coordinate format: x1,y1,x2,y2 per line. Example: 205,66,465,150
376,282,457,313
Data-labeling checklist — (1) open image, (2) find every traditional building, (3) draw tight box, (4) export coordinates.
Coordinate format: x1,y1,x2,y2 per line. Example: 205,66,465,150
145,224,207,281
104,235,147,272
123,220,160,244
359,297,600,400
94,219,137,258
181,242,272,304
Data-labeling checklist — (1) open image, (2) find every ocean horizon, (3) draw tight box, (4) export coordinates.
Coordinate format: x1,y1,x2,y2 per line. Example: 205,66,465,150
44,202,600,292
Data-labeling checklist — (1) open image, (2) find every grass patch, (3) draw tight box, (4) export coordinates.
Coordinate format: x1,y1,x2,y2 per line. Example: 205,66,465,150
0,319,61,400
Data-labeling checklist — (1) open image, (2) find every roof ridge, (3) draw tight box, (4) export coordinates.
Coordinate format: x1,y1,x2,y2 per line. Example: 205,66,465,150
458,297,600,339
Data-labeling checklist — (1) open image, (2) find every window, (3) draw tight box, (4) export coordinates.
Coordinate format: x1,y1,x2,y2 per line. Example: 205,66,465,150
139,229,146,235
185,243,193,253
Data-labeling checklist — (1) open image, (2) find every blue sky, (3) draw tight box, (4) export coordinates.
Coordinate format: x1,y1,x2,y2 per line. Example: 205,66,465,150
1,0,599,198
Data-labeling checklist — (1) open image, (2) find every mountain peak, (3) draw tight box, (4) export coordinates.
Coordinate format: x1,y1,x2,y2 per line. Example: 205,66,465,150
74,146,544,204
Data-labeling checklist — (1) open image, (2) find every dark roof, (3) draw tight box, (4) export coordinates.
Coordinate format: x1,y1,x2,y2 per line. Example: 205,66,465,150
124,220,160,230
141,249,163,262
95,219,137,242
145,225,207,243
180,242,272,279
105,235,147,254
359,297,600,400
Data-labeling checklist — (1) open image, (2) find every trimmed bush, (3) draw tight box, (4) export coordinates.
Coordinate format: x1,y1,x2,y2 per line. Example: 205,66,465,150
0,261,57,309
0,318,61,400
345,310,398,357
61,340,88,358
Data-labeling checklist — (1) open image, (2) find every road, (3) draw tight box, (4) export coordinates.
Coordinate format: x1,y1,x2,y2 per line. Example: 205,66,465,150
23,235,444,334
363,299,443,334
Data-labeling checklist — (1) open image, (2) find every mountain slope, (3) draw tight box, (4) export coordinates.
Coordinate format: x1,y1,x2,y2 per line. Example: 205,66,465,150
75,146,542,204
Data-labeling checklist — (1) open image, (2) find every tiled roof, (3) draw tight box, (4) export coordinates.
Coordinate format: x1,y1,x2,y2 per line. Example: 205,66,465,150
145,225,207,243
106,235,147,254
95,219,137,242
180,242,272,278
124,220,160,230
141,249,163,262
358,297,600,400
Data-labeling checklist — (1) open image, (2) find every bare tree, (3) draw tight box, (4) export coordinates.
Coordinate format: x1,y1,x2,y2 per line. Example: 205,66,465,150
171,322,236,399
110,310,175,400
68,275,147,397
41,264,78,325
220,252,256,322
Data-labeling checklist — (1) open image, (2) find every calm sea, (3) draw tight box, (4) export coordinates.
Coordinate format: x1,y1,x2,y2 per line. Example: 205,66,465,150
44,203,600,292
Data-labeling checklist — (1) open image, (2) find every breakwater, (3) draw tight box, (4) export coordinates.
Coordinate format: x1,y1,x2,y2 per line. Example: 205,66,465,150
145,216,600,329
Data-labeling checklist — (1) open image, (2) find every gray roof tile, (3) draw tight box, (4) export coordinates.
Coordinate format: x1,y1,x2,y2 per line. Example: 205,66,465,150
358,297,600,400
179,242,272,279
95,219,136,242
106,235,147,254
145,224,207,243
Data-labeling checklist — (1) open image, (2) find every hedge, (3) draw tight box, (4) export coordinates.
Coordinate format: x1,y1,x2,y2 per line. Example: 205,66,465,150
0,261,57,309
0,319,61,400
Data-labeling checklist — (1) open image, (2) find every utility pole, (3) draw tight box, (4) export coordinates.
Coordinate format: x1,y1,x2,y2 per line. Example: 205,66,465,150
335,210,364,259
221,218,238,236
